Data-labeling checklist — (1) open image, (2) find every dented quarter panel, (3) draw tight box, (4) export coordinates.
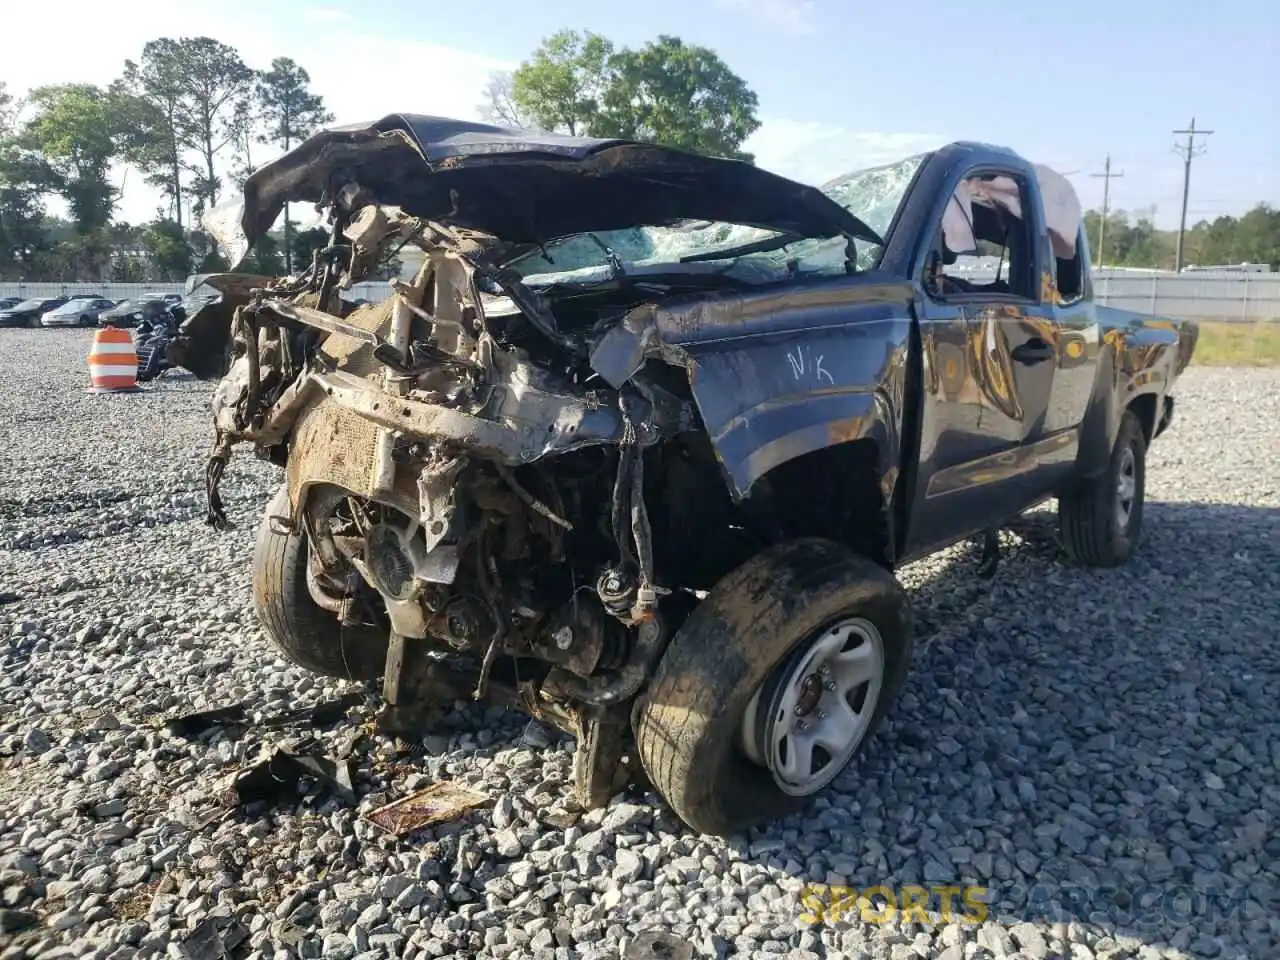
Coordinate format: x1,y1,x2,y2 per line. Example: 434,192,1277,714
1072,307,1191,480
647,277,915,502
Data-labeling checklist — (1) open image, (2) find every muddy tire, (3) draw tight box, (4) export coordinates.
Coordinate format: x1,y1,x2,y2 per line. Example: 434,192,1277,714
633,538,913,836
251,484,388,680
1059,409,1146,567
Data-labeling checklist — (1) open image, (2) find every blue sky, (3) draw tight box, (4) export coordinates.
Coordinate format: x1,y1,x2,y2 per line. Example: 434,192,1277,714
6,0,1277,227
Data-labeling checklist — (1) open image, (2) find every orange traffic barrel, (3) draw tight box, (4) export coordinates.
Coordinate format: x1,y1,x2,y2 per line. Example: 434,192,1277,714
87,326,140,393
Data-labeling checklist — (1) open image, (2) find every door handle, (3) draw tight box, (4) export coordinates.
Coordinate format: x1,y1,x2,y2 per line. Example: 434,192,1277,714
1011,338,1054,365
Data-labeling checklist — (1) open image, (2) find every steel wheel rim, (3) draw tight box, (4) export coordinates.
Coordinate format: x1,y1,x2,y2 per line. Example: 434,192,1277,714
740,616,886,797
1115,445,1137,529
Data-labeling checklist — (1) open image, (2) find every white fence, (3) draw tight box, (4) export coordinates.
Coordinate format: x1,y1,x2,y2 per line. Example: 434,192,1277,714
1092,271,1279,322
4,272,1278,322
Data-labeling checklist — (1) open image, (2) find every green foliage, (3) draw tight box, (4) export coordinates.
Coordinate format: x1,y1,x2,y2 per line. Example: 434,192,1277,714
0,81,15,138
511,30,614,136
1084,204,1280,270
116,41,191,226
289,226,329,272
0,142,48,276
141,218,192,280
240,230,284,276
116,37,253,225
254,58,332,271
21,84,122,233
29,229,114,281
1188,205,1280,269
507,30,760,160
596,36,761,160
255,58,332,153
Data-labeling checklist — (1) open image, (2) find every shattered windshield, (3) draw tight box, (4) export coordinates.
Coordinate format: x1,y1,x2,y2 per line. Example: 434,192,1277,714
508,153,928,287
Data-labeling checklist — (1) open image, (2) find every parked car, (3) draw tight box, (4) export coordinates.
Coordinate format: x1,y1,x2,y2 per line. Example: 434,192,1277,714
40,297,118,327
0,297,69,328
172,118,1198,836
98,297,169,329
143,291,183,307
0,297,23,311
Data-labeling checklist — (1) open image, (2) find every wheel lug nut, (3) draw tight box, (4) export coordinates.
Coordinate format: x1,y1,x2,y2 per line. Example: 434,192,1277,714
816,710,826,720
824,680,836,691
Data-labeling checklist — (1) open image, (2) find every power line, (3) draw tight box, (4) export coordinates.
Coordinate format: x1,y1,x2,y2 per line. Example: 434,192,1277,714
1090,154,1125,269
1172,118,1214,272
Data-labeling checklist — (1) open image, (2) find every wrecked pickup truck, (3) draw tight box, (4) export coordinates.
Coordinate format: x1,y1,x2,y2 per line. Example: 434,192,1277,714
172,116,1197,836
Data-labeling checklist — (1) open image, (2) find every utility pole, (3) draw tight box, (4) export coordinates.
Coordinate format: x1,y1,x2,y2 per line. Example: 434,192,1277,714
1172,118,1213,272
1090,154,1124,269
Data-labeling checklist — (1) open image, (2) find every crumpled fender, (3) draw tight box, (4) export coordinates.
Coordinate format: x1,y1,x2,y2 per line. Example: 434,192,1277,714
589,281,914,502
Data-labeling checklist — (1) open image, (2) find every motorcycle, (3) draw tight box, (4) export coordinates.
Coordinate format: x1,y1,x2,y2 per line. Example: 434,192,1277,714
134,310,178,382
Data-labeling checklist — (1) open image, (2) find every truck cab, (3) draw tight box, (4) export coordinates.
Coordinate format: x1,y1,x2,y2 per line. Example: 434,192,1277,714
885,144,1190,563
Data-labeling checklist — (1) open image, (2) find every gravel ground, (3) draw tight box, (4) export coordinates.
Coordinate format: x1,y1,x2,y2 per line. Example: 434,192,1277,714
1,328,1277,960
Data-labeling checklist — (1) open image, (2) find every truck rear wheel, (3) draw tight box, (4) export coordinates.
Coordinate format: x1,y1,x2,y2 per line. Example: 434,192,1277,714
252,484,388,680
633,538,912,836
1059,409,1146,567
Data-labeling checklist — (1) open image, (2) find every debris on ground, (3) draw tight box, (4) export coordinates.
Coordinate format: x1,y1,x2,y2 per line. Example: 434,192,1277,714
224,745,356,807
363,781,489,835
165,691,364,738
178,914,250,960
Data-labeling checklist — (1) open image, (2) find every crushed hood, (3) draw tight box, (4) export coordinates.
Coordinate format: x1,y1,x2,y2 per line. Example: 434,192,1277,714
208,114,881,264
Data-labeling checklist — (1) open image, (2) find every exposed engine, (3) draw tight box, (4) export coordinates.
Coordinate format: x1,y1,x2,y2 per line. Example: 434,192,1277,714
194,195,766,789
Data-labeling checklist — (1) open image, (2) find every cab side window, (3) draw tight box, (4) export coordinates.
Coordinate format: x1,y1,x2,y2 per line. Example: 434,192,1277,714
1054,227,1086,305
925,172,1037,302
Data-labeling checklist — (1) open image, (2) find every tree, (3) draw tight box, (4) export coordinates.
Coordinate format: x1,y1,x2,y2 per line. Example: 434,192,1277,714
240,230,284,276
478,72,533,129
141,218,192,279
596,36,760,160
0,82,47,276
255,57,332,271
508,31,760,160
0,82,15,137
175,38,254,214
0,151,46,277
288,226,329,272
21,84,122,233
116,37,253,227
511,30,614,136
116,41,191,228
1189,205,1280,269
30,230,114,281
227,96,259,192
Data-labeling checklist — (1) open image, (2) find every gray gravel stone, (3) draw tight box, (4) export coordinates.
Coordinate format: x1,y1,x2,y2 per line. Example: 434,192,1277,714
1,337,1277,960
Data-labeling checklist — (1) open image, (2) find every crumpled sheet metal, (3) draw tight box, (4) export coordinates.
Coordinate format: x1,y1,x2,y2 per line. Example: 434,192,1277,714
225,747,356,807
363,781,489,836
165,692,364,738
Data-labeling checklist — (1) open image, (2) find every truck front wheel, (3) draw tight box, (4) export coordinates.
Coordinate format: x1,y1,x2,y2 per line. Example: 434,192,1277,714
1059,409,1147,567
632,539,913,836
251,484,388,680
